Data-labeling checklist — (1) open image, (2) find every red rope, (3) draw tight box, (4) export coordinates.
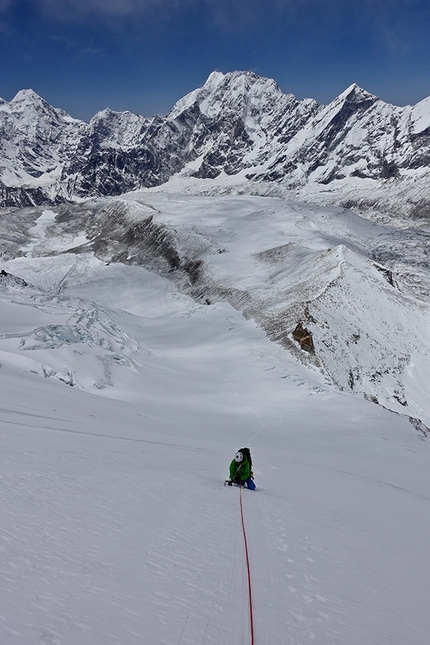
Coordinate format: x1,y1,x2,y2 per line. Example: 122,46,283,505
239,484,255,645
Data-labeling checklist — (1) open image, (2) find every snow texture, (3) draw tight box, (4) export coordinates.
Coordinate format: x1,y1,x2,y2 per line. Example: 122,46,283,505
1,190,430,644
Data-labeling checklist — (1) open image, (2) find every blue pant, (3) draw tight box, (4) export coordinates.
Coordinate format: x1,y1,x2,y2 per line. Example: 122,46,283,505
243,477,256,491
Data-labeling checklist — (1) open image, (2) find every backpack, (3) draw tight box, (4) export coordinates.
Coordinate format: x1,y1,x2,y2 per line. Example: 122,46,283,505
238,447,252,469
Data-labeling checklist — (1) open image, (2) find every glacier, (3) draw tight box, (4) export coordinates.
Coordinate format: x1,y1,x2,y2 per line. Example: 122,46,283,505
1,71,430,645
1,191,430,644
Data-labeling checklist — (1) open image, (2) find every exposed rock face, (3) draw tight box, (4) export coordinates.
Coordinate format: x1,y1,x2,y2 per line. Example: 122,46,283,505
1,72,430,216
292,322,315,353
0,269,28,287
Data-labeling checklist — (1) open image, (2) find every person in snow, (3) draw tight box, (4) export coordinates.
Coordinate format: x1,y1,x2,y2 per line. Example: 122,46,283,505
227,448,256,490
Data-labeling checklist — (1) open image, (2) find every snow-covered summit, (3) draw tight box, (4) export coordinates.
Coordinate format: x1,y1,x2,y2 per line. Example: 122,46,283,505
4,89,75,124
88,108,150,149
1,71,430,219
169,70,293,121
335,82,378,103
11,88,45,104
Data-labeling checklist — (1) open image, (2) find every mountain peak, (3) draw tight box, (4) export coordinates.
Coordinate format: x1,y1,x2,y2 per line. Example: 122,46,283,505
9,89,58,117
169,69,285,119
336,83,378,104
11,89,46,105
7,89,79,124
202,69,281,95
203,70,226,89
1,72,430,218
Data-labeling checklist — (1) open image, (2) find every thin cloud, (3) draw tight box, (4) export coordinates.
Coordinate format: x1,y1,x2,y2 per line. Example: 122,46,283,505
4,0,302,23
51,34,103,55
361,0,427,53
38,0,185,19
3,0,427,49
43,0,146,16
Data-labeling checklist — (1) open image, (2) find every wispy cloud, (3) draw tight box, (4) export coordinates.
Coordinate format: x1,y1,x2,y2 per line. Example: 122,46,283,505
32,0,316,34
44,0,141,16
2,0,298,23
2,0,428,48
38,0,184,19
51,34,103,55
360,0,426,53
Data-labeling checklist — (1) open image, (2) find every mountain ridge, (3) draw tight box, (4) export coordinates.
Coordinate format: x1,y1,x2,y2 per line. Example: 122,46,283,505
1,71,429,219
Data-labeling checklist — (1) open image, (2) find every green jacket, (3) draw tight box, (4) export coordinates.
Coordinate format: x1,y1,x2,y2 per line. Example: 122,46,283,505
230,457,250,481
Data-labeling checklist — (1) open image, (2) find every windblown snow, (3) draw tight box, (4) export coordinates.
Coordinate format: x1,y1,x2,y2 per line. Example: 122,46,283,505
1,189,430,645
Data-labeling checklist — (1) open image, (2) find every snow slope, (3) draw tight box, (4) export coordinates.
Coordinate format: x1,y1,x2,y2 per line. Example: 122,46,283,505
1,258,430,645
2,191,430,420
1,192,430,644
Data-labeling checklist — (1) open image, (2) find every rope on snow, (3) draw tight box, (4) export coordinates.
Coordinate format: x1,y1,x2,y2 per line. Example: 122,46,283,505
239,484,255,645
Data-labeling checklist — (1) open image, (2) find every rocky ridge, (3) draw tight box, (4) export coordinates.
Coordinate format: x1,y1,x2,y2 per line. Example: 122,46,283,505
1,71,430,218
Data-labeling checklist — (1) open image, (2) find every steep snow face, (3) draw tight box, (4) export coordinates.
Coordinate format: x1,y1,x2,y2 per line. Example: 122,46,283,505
250,83,430,220
168,71,319,178
6,89,71,127
410,95,430,134
169,70,299,125
0,91,88,209
2,71,430,218
2,193,430,428
2,255,430,645
257,85,406,186
88,109,151,149
0,89,85,187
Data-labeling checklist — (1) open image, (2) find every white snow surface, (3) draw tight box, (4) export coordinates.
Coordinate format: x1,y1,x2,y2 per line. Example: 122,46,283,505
1,193,430,645
410,96,430,134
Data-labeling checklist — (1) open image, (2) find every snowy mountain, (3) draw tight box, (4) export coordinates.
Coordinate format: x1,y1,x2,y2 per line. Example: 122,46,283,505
2,191,430,429
3,72,430,645
1,72,429,423
2,191,430,645
1,71,430,219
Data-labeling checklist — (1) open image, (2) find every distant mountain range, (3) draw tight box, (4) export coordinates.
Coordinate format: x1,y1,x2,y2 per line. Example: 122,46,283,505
1,71,430,219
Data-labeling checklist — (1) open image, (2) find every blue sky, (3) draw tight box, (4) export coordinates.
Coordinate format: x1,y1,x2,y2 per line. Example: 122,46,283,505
1,0,430,121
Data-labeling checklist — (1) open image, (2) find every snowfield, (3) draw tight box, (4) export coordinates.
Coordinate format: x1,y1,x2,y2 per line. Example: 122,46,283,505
1,191,430,644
